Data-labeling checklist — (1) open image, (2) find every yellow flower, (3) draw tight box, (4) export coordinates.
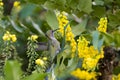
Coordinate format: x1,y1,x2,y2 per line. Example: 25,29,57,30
3,34,11,41
10,34,17,42
28,35,38,41
31,35,38,41
57,12,77,57
71,68,97,80
43,57,47,61
97,17,107,33
13,1,21,12
2,31,17,42
112,74,120,80
14,1,20,7
77,36,104,70
0,2,3,6
77,36,89,58
82,58,98,70
35,59,44,66
118,74,120,80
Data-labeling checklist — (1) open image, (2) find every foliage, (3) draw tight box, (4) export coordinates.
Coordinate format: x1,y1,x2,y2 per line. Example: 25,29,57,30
0,0,120,80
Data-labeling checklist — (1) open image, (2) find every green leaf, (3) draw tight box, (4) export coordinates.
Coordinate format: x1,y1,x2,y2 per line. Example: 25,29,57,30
45,10,59,30
94,0,104,5
55,57,78,78
98,38,104,51
0,76,4,80
78,0,93,14
108,11,120,27
101,32,114,45
19,4,36,19
92,31,100,49
55,0,66,7
44,1,57,10
72,18,88,37
23,71,46,80
8,17,23,33
112,31,120,47
92,6,106,18
4,60,22,80
29,18,45,36
69,0,79,10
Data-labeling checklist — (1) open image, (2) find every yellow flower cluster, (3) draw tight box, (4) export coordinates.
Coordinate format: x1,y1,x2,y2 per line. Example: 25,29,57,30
3,31,17,42
35,59,44,66
28,35,38,41
57,12,77,57
77,36,104,70
112,74,120,80
35,57,47,66
71,68,97,80
97,17,107,33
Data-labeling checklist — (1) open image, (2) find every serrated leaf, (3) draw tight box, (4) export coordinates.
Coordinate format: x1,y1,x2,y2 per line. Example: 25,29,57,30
72,18,88,37
45,10,59,30
4,60,22,80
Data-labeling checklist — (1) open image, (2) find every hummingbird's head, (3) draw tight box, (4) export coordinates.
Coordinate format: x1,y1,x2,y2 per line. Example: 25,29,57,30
45,29,59,39
45,30,54,39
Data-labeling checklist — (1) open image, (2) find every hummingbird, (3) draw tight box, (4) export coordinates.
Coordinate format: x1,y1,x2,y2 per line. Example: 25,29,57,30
45,29,61,62
36,29,61,62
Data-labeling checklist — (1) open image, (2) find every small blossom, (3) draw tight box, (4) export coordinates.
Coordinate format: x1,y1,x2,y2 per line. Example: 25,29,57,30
43,57,47,61
35,59,44,66
2,31,17,42
57,12,77,57
71,68,97,80
13,1,21,12
28,35,38,41
10,34,17,42
14,1,20,7
0,2,3,6
82,58,98,70
3,34,10,41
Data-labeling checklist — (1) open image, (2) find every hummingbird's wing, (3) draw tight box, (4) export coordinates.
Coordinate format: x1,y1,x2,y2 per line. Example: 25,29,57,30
36,42,48,51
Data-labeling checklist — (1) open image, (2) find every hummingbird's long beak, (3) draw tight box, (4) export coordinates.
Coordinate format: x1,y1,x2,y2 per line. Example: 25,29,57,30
53,28,60,32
